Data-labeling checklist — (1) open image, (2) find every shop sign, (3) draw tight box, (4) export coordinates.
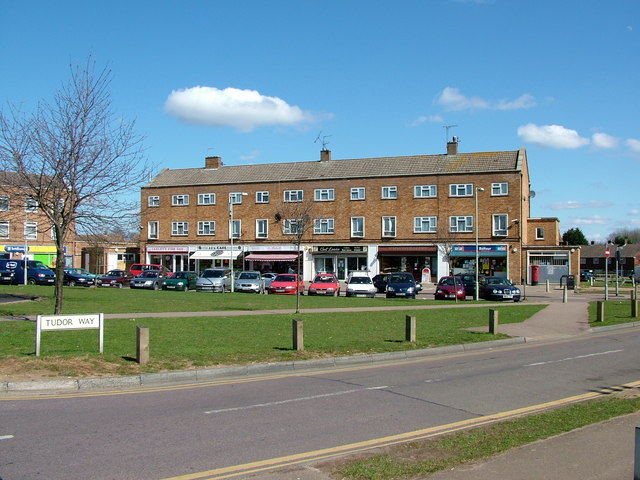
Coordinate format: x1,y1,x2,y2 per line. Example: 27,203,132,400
452,245,507,253
312,245,368,253
146,245,189,253
2,245,62,254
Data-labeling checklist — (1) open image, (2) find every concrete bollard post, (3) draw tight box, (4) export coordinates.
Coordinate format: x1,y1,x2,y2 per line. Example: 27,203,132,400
545,279,550,292
489,309,499,334
563,286,568,303
136,326,149,365
597,301,605,322
292,319,304,351
405,315,416,343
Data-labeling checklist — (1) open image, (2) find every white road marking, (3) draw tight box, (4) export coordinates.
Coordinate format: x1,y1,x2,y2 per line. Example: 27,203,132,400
0,435,14,440
205,385,388,414
524,349,624,367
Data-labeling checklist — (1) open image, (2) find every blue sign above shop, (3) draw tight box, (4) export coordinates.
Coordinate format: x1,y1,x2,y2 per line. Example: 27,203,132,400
451,245,508,257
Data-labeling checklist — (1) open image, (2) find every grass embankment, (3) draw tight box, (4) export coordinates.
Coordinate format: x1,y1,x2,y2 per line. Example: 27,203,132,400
0,285,545,379
329,394,640,479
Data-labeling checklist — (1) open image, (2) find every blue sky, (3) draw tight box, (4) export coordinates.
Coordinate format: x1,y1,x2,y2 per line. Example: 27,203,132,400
2,0,638,242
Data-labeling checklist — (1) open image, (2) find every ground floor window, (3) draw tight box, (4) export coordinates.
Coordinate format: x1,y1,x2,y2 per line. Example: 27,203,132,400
378,255,435,282
449,256,507,277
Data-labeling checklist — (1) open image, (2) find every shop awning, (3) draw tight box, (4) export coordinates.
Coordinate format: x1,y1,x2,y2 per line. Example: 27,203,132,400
377,246,437,254
189,250,241,260
245,253,299,262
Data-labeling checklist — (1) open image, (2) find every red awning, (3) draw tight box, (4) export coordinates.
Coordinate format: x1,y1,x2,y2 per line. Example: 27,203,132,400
377,246,437,254
245,253,299,262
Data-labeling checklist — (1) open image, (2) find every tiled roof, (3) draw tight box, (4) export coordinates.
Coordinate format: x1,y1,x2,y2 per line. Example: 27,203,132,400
144,150,523,188
580,244,640,258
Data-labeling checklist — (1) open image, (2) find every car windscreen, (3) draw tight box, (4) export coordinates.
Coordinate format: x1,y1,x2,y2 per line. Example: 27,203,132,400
239,273,260,279
203,270,225,278
389,274,412,283
275,275,296,282
314,276,335,283
349,277,371,284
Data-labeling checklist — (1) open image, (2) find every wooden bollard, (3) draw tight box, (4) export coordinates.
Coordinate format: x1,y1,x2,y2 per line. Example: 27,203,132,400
405,315,416,343
597,301,605,322
293,319,304,351
489,309,499,334
631,292,638,318
136,326,149,364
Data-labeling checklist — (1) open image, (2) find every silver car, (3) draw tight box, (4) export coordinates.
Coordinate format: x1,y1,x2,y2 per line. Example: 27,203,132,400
196,268,231,293
234,271,264,293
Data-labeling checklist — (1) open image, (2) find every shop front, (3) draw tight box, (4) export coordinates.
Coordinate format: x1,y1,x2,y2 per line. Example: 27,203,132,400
377,245,437,282
188,246,242,272
146,245,190,272
310,245,369,280
1,244,60,268
449,245,508,278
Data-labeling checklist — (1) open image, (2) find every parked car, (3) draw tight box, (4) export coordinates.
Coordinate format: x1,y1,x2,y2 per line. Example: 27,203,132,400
196,268,231,293
372,273,389,293
308,273,340,296
0,269,15,284
261,272,277,288
580,269,595,282
267,273,305,295
0,259,55,285
130,263,172,277
454,274,477,298
234,271,264,293
434,276,466,301
96,269,133,288
130,270,167,290
162,271,198,291
345,272,376,298
478,276,521,302
63,267,95,287
385,272,421,299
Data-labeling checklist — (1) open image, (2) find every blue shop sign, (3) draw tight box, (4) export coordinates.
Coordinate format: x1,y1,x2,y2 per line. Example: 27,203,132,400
451,245,508,257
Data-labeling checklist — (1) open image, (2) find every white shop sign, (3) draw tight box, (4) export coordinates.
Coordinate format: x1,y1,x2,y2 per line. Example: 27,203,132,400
35,313,104,356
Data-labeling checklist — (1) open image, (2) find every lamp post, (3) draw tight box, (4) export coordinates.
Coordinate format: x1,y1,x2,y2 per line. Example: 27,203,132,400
229,192,248,292
474,187,485,301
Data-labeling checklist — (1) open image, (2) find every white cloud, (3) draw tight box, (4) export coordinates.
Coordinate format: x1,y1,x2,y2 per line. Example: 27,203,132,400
547,200,613,210
626,138,640,153
240,150,261,161
572,215,610,225
629,209,640,216
435,87,535,111
409,114,443,126
592,132,619,149
164,86,318,132
517,123,590,149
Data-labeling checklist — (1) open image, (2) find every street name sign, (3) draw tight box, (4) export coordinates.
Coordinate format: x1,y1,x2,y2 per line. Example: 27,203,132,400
35,313,104,356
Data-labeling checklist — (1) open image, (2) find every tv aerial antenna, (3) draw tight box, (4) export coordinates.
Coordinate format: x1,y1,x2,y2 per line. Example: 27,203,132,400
443,125,458,142
314,131,331,150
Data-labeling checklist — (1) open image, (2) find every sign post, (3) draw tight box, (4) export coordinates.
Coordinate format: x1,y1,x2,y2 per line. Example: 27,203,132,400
35,313,104,356
605,247,610,301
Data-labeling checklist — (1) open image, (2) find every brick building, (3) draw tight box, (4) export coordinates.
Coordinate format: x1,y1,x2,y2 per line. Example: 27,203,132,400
140,139,578,284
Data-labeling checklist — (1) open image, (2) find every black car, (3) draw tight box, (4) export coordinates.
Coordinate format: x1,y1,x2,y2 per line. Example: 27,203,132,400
385,272,422,299
372,273,389,293
580,269,595,282
454,274,477,298
478,276,521,302
63,267,95,287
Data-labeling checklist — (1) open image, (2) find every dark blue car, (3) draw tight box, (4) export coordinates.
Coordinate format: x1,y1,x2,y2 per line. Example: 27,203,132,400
385,272,422,299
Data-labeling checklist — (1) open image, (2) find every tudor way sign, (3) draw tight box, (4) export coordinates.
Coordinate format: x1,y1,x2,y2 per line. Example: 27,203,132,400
36,313,104,356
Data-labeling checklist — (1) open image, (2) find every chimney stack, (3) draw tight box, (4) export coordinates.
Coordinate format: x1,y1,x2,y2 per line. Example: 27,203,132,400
447,137,458,155
320,150,331,162
205,156,222,168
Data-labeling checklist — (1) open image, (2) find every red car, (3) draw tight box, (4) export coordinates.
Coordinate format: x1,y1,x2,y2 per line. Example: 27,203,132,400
308,273,340,296
434,276,466,300
96,269,134,288
267,273,305,295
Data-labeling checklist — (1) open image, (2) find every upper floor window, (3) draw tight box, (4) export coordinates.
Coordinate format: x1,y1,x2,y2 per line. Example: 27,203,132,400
314,218,335,234
148,196,159,207
0,196,9,211
414,185,437,198
536,227,545,240
172,194,189,206
197,221,216,236
314,188,335,202
229,192,246,204
414,216,437,233
256,219,268,238
491,182,509,196
350,187,366,200
450,216,473,233
283,218,303,234
449,184,473,197
351,217,364,237
0,221,9,238
198,193,216,205
25,197,38,213
171,222,189,236
256,191,269,204
492,214,508,236
382,216,396,237
24,221,37,240
284,190,303,202
382,186,398,199
148,221,158,239
230,219,241,239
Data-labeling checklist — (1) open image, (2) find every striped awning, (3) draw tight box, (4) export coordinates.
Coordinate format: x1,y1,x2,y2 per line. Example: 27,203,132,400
245,253,298,262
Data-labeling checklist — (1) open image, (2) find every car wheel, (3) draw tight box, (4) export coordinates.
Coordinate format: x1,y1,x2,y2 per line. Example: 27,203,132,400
333,290,338,297
27,278,36,285
68,280,76,287
183,286,189,292
118,283,123,288
153,283,159,290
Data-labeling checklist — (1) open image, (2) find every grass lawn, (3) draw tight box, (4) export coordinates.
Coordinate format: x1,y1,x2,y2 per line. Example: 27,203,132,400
588,298,640,326
0,284,546,378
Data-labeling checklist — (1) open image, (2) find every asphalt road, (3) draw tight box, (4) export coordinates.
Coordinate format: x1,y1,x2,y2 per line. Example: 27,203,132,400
1,327,639,480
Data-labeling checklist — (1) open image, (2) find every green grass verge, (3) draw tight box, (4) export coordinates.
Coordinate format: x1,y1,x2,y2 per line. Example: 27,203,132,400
333,395,640,480
588,299,640,326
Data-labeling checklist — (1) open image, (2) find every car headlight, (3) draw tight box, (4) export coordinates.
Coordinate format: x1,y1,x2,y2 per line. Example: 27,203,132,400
407,287,414,293
387,286,395,292
177,281,184,286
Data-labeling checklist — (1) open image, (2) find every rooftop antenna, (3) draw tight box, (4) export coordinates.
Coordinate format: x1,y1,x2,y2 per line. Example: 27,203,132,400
314,131,331,150
443,125,458,142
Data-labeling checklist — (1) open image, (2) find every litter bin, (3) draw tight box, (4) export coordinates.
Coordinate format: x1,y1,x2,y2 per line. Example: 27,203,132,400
566,275,575,290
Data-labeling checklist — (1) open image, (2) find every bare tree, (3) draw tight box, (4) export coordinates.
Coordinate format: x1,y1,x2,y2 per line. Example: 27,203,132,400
0,57,150,313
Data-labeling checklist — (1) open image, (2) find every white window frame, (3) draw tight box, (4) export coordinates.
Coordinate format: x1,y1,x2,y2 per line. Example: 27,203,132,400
25,197,38,213
148,196,160,207
382,216,396,237
229,192,246,205
256,191,270,204
284,190,304,202
0,221,9,238
171,222,189,236
283,219,303,234
414,216,437,233
197,193,216,205
148,221,159,239
491,182,509,196
197,221,216,236
536,227,545,240
351,217,364,238
314,218,335,234
492,214,508,236
350,187,366,200
449,184,473,197
382,186,398,199
0,195,8,211
314,188,335,202
25,221,37,240
449,216,473,233
414,185,437,198
256,219,268,238
230,219,241,239
172,194,190,206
